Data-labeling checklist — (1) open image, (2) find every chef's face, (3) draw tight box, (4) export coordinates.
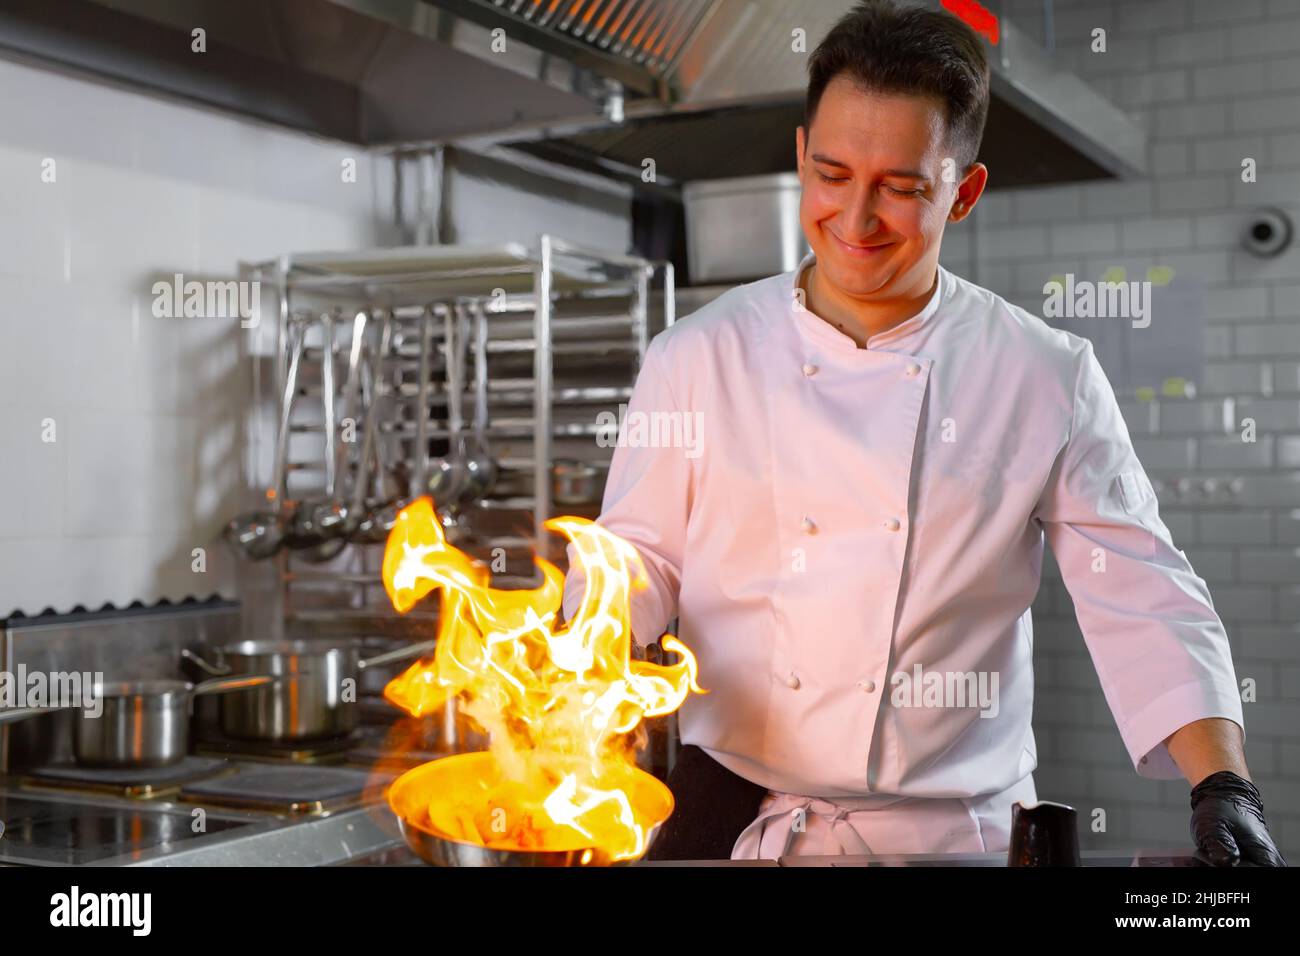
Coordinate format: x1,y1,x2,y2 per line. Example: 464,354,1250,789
796,74,987,299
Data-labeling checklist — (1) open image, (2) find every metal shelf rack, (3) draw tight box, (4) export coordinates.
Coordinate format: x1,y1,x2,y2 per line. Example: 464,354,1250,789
237,235,675,632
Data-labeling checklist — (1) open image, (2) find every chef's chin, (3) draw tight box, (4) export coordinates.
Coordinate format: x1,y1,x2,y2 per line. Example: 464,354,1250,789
817,246,897,297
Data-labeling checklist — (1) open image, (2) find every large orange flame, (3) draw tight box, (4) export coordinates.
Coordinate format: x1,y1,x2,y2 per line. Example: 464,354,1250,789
380,497,702,861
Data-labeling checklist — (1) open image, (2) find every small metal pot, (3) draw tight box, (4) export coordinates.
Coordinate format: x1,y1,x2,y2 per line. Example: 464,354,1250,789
188,639,437,743
552,458,605,506
0,674,275,768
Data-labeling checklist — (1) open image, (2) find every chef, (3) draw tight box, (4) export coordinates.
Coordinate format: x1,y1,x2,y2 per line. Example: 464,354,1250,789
561,0,1286,866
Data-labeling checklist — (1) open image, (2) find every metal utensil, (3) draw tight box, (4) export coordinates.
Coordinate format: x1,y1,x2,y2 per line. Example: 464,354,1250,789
316,308,370,540
424,303,469,509
223,317,306,559
350,314,403,543
292,312,348,562
458,299,498,506
283,313,332,547
353,312,424,544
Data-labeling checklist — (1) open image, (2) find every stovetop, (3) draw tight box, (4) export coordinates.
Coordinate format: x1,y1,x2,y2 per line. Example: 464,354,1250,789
0,708,436,866
179,762,389,814
0,790,255,866
0,752,401,865
21,756,233,798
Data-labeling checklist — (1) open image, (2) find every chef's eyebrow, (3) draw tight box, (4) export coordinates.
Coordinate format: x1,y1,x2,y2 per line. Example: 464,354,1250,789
809,154,930,180
811,153,852,169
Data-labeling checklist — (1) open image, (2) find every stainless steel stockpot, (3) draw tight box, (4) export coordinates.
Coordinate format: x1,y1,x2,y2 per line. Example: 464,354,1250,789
188,639,436,742
0,674,274,768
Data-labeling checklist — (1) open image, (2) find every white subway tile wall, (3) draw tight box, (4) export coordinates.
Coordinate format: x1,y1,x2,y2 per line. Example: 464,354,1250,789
964,0,1300,859
0,56,383,617
0,48,629,624
0,56,632,621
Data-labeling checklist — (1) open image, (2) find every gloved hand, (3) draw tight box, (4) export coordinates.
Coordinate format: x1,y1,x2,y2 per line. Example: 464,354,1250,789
1189,770,1287,866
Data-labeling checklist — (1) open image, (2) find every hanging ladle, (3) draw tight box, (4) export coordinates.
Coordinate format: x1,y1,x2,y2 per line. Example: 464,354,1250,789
423,302,470,511
349,313,403,543
223,316,307,560
456,298,498,507
288,312,348,562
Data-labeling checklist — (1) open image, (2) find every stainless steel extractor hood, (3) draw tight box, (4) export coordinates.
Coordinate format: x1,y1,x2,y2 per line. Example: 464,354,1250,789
492,0,1148,189
0,0,611,143
0,0,1145,189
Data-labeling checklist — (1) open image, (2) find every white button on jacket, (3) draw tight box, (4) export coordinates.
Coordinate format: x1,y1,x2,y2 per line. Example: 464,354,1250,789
561,252,1244,805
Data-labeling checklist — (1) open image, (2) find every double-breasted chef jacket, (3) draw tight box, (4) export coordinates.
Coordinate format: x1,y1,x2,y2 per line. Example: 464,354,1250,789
561,251,1244,856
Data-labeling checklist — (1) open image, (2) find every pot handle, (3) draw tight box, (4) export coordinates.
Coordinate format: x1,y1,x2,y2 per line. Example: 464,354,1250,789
191,674,278,697
358,639,439,671
182,647,231,677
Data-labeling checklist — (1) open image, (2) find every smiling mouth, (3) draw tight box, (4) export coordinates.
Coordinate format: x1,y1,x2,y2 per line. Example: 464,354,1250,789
827,228,892,254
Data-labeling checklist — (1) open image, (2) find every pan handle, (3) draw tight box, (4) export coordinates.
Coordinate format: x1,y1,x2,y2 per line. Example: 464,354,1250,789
182,647,230,677
357,639,439,671
191,674,278,697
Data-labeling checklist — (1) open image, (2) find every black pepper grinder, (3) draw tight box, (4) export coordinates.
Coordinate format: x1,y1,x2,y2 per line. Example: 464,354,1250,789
1007,800,1081,866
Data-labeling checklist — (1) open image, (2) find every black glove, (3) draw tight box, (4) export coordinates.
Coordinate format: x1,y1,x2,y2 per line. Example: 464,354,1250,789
1189,770,1287,867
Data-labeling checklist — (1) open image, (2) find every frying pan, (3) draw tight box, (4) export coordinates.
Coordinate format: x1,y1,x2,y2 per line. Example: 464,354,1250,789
388,751,673,866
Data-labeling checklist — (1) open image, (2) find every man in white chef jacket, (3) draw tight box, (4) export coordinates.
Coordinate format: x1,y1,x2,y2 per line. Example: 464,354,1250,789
561,0,1286,866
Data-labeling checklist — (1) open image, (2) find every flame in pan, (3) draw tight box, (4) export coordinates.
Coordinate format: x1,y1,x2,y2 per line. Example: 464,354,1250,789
380,497,701,860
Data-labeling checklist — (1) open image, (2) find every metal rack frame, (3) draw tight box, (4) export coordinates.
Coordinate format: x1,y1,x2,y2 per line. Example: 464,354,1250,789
237,235,675,631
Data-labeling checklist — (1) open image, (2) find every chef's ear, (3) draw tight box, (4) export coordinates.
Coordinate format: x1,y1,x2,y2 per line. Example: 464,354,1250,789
795,126,806,175
948,161,988,223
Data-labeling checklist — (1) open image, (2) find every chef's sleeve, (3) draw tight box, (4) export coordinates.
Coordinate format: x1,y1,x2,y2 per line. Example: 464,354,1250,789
1032,339,1244,780
559,336,691,648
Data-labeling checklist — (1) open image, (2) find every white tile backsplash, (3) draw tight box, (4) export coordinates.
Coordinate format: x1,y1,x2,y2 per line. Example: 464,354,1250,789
1003,0,1300,859
0,45,630,622
0,56,379,617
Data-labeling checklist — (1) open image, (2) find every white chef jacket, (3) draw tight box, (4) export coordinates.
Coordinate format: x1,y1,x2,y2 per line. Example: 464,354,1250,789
560,252,1244,840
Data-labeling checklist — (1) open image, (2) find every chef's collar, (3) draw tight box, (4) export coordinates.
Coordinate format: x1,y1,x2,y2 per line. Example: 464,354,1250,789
787,250,948,352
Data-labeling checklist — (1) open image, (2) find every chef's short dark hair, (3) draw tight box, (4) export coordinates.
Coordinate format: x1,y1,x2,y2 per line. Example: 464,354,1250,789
805,0,990,169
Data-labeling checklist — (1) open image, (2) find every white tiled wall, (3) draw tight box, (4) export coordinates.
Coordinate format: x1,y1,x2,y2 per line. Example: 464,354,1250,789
0,57,380,618
0,57,633,623
937,0,1300,857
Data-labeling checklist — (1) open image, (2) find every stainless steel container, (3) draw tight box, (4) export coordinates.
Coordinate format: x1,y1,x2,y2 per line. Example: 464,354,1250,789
552,458,605,505
682,172,810,283
1,674,275,768
75,680,195,768
76,677,275,767
205,639,436,742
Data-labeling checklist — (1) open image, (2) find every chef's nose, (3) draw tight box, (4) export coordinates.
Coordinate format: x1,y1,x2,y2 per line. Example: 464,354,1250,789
843,184,882,235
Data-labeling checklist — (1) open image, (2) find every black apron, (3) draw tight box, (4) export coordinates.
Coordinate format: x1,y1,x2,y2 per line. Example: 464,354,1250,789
645,744,770,861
